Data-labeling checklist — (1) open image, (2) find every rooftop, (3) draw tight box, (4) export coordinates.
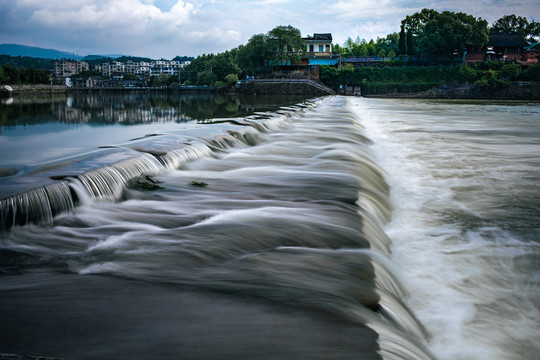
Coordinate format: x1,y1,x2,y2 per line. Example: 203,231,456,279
304,33,332,42
488,34,529,48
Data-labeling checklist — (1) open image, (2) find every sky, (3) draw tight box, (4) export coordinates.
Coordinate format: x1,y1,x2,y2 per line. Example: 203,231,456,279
1,0,539,59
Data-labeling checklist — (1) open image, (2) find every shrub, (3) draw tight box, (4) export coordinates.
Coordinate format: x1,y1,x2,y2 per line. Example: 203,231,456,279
224,73,239,86
499,63,520,80
522,64,540,81
214,80,227,89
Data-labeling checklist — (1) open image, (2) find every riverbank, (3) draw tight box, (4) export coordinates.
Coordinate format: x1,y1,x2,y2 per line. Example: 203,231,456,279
362,82,540,100
8,84,71,96
4,82,540,100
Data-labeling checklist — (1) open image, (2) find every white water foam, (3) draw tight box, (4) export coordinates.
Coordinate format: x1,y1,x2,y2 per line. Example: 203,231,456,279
352,97,540,360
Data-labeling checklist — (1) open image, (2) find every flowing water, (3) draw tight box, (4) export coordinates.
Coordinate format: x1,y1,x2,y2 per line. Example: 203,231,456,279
353,97,540,360
0,94,538,359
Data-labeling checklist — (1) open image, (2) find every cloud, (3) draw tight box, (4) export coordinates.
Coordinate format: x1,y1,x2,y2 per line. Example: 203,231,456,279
0,0,539,58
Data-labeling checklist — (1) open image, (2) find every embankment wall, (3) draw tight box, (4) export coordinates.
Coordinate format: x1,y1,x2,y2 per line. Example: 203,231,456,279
363,83,540,100
237,81,332,96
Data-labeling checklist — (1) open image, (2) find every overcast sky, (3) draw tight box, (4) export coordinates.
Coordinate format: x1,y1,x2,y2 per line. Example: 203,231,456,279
1,0,539,59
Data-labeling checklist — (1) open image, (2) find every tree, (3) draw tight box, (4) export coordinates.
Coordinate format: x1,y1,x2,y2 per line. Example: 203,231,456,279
224,73,239,86
122,73,140,81
415,11,488,58
236,34,272,73
197,69,216,86
266,25,304,65
1,64,20,84
172,55,195,62
375,33,399,55
491,14,529,35
490,15,540,42
522,64,540,81
406,31,414,55
398,25,406,55
152,74,168,87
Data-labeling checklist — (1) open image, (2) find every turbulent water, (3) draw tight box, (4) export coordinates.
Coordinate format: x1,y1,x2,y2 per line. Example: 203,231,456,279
0,95,539,359
354,97,540,360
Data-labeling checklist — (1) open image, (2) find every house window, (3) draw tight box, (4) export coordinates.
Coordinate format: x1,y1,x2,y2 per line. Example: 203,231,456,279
309,44,314,52
319,45,324,52
325,44,330,52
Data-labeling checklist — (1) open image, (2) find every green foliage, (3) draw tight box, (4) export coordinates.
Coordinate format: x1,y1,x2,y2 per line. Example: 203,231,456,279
197,69,216,86
121,73,140,81
319,65,473,95
1,64,21,84
339,37,373,57
475,71,508,90
236,34,272,73
458,66,477,83
499,63,520,80
398,25,406,55
375,33,399,56
224,73,239,86
415,11,488,58
490,14,540,42
399,9,488,59
214,80,227,89
522,64,540,81
115,56,153,63
183,50,240,86
0,54,55,70
151,74,169,87
472,61,504,71
267,25,304,65
406,31,414,55
172,55,195,62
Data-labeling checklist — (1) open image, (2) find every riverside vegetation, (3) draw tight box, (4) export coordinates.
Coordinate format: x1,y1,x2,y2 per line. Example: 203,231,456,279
1,10,540,95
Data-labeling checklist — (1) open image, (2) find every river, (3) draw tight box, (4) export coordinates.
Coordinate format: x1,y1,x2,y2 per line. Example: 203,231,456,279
0,93,538,359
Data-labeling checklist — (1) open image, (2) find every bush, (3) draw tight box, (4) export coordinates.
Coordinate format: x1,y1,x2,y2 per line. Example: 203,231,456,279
459,66,478,83
499,63,520,80
475,74,508,90
214,80,227,89
522,64,540,81
224,73,239,86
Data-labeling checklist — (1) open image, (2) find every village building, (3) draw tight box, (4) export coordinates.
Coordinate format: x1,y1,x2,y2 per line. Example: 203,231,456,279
302,33,340,66
54,60,89,79
466,34,530,63
524,43,540,63
270,33,340,80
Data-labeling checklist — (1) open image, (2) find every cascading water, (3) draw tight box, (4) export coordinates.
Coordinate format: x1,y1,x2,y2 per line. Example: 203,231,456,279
0,96,437,359
353,97,540,360
0,109,294,230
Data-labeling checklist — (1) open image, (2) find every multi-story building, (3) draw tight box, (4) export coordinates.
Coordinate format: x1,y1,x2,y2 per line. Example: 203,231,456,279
95,59,191,78
302,33,339,66
54,60,89,79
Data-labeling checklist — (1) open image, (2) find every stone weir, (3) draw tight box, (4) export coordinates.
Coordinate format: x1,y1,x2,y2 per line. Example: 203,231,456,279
237,79,335,96
0,107,308,231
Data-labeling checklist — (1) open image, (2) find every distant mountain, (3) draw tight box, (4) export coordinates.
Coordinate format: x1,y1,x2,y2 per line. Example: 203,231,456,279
0,44,84,60
0,44,128,60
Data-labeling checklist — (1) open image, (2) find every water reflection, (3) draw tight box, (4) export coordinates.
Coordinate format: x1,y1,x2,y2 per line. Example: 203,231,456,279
0,92,310,192
0,92,309,130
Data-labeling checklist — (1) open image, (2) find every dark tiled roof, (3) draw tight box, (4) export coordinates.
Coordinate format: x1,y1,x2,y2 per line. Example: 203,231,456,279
304,33,332,41
488,34,529,47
